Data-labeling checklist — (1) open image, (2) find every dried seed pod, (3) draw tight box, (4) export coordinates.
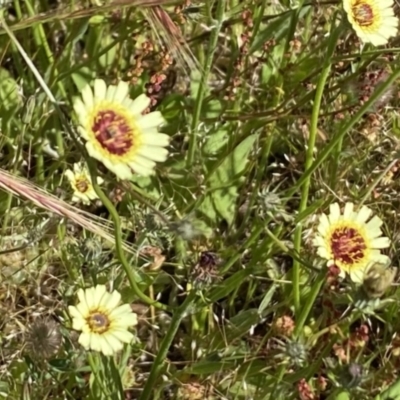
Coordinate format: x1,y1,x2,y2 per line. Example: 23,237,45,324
362,263,397,299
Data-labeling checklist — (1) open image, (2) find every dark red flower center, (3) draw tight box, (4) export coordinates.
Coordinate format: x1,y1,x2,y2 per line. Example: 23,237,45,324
352,3,374,26
92,110,134,156
330,227,367,265
87,312,110,333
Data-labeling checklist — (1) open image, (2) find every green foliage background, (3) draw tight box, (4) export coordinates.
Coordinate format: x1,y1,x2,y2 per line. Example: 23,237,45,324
0,0,400,399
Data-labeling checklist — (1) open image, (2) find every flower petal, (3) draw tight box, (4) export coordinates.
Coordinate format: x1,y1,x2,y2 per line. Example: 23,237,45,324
94,79,107,100
81,84,94,109
129,94,151,115
138,146,169,162
138,112,165,130
113,81,129,102
371,237,390,249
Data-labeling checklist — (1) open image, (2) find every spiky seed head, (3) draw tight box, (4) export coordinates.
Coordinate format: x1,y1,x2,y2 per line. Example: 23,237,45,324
26,318,62,359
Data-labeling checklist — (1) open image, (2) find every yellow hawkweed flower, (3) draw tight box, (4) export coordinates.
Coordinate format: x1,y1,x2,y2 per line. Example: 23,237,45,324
313,202,390,283
73,79,170,180
68,285,138,356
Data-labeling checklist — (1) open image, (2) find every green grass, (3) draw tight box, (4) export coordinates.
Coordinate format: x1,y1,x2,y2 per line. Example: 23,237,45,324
0,0,400,399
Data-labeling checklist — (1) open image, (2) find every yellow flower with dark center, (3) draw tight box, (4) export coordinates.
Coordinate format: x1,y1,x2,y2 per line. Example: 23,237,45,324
68,285,138,356
73,79,169,179
65,163,103,205
343,0,398,46
313,203,390,282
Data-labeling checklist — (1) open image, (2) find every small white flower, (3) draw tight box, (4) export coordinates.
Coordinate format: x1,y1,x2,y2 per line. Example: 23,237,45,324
65,163,103,205
68,285,138,356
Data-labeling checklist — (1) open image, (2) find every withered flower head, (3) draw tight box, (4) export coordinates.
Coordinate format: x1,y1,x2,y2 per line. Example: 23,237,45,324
339,363,364,389
176,382,210,400
80,237,103,261
284,340,308,367
26,318,62,359
191,251,221,289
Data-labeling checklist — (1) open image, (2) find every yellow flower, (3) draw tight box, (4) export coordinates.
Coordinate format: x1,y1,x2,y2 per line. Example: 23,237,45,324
65,163,103,205
73,79,169,180
343,0,398,46
68,285,138,356
313,202,390,283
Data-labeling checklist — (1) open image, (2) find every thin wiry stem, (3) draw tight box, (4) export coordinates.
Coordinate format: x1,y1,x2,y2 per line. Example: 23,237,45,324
291,62,331,312
139,290,197,400
87,159,169,311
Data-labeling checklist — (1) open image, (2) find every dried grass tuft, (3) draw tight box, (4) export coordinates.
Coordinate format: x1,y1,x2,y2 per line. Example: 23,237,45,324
0,169,136,253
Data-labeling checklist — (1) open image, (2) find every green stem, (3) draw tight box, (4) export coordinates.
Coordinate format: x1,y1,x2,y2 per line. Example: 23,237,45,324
87,159,169,311
87,352,109,397
0,12,169,311
292,63,331,313
285,66,400,198
139,290,197,400
186,0,226,166
265,228,318,272
293,272,326,338
250,0,268,45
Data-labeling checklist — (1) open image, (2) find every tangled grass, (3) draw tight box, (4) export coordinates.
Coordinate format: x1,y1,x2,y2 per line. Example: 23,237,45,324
0,0,400,399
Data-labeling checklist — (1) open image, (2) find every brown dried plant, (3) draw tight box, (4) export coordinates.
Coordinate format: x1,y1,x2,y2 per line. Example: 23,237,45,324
143,6,200,74
0,168,135,253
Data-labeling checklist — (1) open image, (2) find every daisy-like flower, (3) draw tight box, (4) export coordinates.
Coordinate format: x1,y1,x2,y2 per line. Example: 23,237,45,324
65,163,103,205
68,285,138,356
313,203,390,283
73,79,169,180
343,0,399,46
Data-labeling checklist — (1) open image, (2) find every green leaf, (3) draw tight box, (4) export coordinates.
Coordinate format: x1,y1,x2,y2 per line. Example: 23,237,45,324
334,391,350,400
209,134,257,185
72,67,94,91
190,70,206,100
208,269,253,302
161,94,185,119
184,360,235,375
250,7,311,54
0,68,22,110
203,127,230,156
210,186,238,224
258,283,277,316
200,134,257,225
0,381,9,397
49,359,72,372
376,377,400,399
99,35,117,69
226,309,260,341
226,380,258,397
